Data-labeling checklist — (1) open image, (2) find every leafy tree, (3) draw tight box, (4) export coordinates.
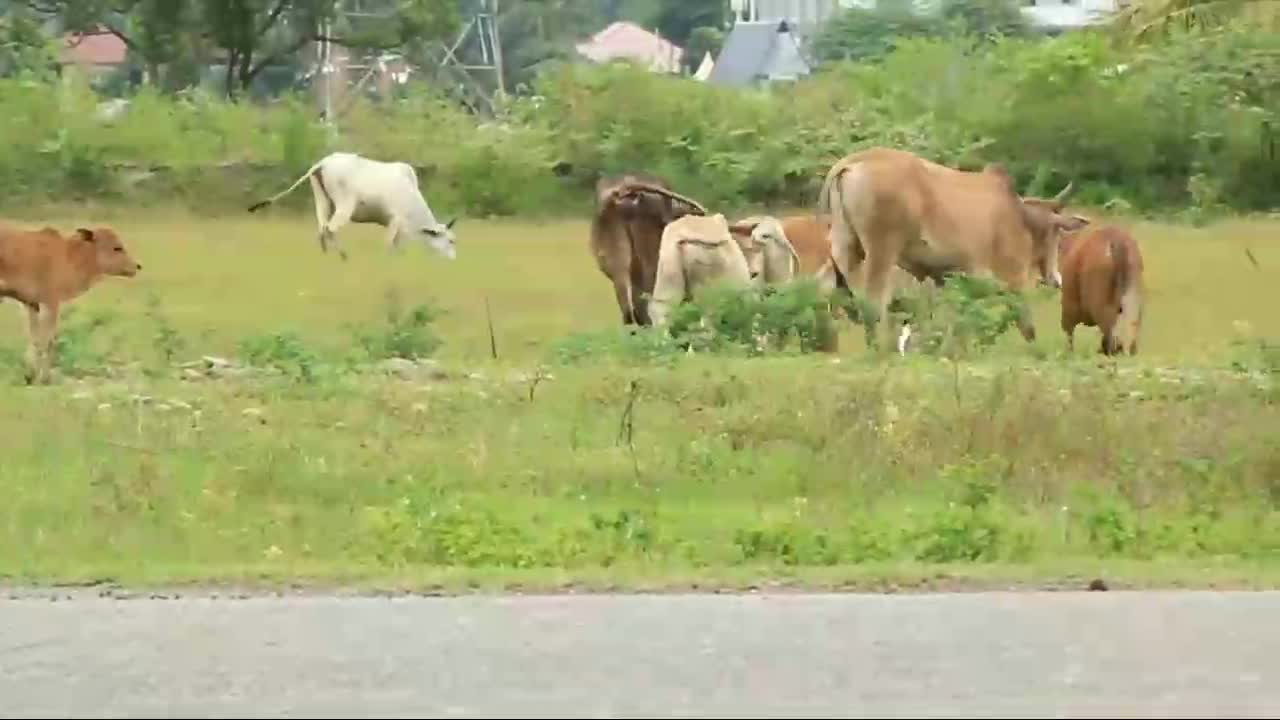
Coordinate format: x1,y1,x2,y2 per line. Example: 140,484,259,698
811,0,944,63
0,6,58,79
682,24,722,73
24,0,458,98
1109,0,1280,42
653,0,727,47
812,0,1027,64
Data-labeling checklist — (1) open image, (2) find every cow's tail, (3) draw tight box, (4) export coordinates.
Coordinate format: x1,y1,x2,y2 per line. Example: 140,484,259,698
815,157,849,219
1110,232,1141,349
247,157,327,213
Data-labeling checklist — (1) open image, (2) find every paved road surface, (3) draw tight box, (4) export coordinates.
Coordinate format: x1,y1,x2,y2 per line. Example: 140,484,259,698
2,591,1278,718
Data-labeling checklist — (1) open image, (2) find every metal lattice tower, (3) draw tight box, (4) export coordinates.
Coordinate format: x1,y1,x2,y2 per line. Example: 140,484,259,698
431,0,505,115
312,0,506,122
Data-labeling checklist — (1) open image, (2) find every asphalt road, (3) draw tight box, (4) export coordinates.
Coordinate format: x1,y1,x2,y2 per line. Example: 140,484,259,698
2,590,1278,718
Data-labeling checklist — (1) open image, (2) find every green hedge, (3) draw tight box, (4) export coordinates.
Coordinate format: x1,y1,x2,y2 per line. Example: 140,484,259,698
1,27,1276,217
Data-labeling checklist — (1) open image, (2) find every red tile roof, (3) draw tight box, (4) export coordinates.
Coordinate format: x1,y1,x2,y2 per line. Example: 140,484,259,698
60,29,128,66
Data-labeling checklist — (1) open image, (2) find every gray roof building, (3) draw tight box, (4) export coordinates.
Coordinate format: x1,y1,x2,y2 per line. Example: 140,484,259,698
707,20,812,87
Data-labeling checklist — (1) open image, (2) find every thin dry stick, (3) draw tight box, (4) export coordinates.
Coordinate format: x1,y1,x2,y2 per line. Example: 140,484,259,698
1245,247,1260,270
484,296,498,360
617,380,641,478
527,369,547,402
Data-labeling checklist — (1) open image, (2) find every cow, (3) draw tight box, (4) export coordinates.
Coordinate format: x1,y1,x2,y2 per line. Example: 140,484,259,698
0,224,141,385
1058,223,1145,356
648,213,755,328
246,151,457,261
817,146,1084,349
726,215,802,285
590,173,707,326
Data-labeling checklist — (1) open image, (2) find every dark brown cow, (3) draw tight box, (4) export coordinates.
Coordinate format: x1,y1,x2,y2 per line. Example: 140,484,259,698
590,173,707,326
1059,223,1145,356
0,224,142,384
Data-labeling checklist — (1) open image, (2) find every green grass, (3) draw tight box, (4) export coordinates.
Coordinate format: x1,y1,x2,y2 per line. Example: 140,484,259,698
1,206,1278,592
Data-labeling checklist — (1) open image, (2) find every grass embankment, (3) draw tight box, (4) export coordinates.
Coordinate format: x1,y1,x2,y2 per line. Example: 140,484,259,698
1,209,1277,592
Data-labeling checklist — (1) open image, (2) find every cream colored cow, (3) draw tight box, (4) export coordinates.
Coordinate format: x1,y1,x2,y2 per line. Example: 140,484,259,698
648,213,754,327
727,215,802,286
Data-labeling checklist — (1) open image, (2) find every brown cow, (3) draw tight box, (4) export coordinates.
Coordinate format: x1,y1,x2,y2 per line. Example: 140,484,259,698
1058,223,1145,356
817,147,1083,348
0,224,142,384
590,173,707,326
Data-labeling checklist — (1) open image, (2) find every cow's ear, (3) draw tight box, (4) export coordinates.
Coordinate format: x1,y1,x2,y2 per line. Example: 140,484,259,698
727,222,755,237
1057,214,1091,232
75,228,95,243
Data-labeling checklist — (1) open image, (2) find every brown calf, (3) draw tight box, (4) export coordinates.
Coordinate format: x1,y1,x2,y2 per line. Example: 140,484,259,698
1059,224,1144,356
0,224,142,384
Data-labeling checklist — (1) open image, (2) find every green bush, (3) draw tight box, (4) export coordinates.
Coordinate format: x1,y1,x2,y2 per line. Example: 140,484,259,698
0,27,1275,216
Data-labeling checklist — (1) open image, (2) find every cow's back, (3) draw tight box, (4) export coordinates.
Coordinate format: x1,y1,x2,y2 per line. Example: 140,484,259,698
780,214,834,276
0,225,59,303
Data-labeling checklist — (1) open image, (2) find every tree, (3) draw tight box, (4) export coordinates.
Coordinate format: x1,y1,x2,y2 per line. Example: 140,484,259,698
1109,0,1280,42
0,5,59,79
811,0,945,63
811,0,1026,64
199,0,458,99
24,0,194,86
653,0,727,48
25,0,459,98
682,25,722,73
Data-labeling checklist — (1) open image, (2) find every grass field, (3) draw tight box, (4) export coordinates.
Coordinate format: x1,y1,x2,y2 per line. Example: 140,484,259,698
1,206,1277,592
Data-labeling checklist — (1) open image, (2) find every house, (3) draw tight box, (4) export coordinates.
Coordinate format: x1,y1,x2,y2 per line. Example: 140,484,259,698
58,27,127,81
1019,0,1122,33
706,20,812,87
730,0,1120,39
574,21,684,74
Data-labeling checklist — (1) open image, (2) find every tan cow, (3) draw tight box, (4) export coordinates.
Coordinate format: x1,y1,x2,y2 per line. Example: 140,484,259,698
0,224,142,384
648,213,754,328
817,146,1082,348
1058,223,1145,356
590,173,707,326
726,215,802,285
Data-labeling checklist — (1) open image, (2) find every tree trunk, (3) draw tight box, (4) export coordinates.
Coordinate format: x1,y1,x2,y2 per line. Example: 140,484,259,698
224,48,239,99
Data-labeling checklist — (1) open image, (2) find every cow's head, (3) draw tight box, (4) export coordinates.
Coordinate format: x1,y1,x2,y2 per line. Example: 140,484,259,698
419,217,457,260
78,226,141,277
611,182,707,224
1019,181,1082,289
728,216,801,285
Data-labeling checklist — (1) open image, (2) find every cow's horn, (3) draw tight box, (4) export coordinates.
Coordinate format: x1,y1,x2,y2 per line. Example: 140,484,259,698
445,217,458,230
1053,181,1075,204
620,181,708,216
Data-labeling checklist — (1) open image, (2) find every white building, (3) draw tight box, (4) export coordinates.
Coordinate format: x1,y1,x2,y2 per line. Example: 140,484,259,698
729,0,1122,36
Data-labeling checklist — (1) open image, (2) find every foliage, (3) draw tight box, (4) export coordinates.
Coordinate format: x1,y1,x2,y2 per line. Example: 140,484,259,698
0,28,1277,214
1109,0,1280,43
237,329,319,381
894,274,1033,358
25,0,459,98
811,0,1029,63
0,6,58,79
349,291,444,361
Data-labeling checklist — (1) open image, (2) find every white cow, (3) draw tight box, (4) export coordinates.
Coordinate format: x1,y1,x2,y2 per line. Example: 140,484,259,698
726,215,802,286
247,152,457,261
648,213,755,327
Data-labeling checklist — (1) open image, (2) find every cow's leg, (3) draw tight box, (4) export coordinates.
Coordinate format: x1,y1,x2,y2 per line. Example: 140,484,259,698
629,254,652,327
383,219,403,253
309,175,335,255
22,302,41,384
324,197,356,262
31,302,59,385
860,240,899,352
